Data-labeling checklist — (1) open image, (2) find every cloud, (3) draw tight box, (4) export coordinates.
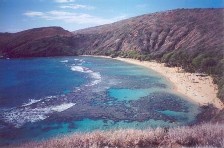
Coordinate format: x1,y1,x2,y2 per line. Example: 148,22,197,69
23,11,44,17
23,10,127,25
59,4,95,10
54,0,74,3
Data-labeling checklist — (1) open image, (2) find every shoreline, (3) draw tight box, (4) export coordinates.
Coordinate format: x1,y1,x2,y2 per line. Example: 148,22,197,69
84,55,224,109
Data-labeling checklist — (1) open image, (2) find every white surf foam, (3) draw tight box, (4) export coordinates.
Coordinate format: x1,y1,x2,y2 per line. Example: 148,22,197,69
3,103,76,128
51,103,75,112
71,65,93,73
22,95,57,107
88,72,101,86
60,60,68,63
75,59,85,64
71,66,86,73
71,65,102,86
45,95,57,99
22,99,41,107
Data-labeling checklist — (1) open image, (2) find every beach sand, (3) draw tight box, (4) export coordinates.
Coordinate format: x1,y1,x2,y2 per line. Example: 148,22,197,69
115,57,224,109
83,55,224,109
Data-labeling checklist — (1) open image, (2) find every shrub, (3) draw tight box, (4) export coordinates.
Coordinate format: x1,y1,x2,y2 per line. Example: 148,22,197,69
11,123,224,148
192,54,205,69
200,58,218,74
161,52,174,63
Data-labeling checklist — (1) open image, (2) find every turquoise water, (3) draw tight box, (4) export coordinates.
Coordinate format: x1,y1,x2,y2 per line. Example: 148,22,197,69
109,88,150,101
156,110,189,121
0,56,199,145
108,88,163,101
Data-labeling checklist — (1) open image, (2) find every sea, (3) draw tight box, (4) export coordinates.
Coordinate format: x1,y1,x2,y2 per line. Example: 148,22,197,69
0,56,199,145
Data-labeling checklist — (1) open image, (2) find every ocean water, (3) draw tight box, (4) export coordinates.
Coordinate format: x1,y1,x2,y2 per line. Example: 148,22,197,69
0,56,199,145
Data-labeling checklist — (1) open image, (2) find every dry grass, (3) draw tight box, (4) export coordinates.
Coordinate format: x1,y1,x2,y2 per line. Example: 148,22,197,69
8,123,224,148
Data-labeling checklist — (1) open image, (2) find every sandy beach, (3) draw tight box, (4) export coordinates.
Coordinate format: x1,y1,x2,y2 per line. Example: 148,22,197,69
84,55,224,109
115,57,224,109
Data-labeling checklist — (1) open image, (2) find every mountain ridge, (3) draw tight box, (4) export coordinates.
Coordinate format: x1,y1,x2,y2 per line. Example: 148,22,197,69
1,8,223,58
73,8,224,55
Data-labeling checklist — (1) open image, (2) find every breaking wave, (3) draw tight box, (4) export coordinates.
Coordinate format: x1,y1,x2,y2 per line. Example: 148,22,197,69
22,99,42,107
1,58,100,128
70,64,101,86
3,102,76,128
60,60,68,63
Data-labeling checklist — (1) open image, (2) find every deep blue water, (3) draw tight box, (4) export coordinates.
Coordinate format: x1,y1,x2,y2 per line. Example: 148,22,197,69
0,58,85,108
0,56,199,145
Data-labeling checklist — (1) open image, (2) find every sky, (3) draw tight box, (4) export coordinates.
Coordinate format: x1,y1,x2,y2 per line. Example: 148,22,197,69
0,0,224,33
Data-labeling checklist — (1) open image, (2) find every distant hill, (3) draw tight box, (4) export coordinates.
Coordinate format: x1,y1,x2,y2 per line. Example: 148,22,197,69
0,8,223,102
0,27,75,57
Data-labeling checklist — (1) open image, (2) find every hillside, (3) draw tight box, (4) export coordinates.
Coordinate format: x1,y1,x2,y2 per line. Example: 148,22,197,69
73,9,224,56
0,27,75,57
0,8,223,102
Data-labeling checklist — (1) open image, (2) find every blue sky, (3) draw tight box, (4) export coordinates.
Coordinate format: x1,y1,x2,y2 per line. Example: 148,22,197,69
0,0,224,32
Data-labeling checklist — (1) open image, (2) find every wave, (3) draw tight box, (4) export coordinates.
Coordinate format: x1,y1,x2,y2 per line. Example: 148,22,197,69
22,99,41,107
51,103,75,112
60,60,68,63
71,66,89,73
2,102,76,128
88,72,101,86
21,95,57,107
70,65,101,86
74,58,85,65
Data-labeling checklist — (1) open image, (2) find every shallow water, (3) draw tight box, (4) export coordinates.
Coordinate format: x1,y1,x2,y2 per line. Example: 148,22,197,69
0,56,199,145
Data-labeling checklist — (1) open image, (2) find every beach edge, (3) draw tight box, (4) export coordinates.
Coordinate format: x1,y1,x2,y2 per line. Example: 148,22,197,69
83,55,224,109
